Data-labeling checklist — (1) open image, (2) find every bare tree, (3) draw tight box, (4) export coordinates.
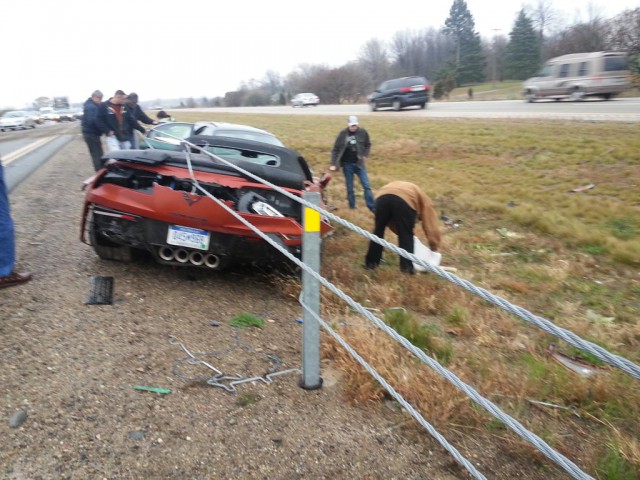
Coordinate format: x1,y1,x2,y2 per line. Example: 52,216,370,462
604,8,640,54
357,39,391,89
525,0,559,59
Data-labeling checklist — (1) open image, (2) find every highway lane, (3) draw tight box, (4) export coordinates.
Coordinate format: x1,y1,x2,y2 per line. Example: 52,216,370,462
1,122,79,192
189,96,640,122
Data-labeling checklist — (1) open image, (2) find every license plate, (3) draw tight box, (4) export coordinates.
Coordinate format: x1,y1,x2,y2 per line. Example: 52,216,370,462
167,225,210,250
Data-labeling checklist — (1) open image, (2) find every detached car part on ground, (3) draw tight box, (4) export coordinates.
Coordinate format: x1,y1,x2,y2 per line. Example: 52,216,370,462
81,137,332,270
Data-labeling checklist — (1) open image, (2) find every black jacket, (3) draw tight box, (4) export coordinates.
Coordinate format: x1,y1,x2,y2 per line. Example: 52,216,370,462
330,127,371,168
95,100,139,141
129,103,155,127
81,98,102,136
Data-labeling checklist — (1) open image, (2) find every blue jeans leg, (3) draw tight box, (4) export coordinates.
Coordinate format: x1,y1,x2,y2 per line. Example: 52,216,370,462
342,163,356,208
0,163,16,276
354,165,375,212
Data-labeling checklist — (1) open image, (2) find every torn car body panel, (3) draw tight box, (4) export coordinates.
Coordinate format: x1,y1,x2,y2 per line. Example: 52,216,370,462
81,141,332,269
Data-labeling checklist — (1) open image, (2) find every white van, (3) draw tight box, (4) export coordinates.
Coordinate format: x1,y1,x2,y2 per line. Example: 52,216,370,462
522,51,631,102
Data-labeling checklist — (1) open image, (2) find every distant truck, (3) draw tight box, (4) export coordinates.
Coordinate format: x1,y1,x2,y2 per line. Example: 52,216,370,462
522,51,631,102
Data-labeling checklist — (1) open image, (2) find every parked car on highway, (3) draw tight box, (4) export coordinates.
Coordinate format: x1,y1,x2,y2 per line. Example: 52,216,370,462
522,51,631,102
291,93,320,107
368,76,431,111
26,111,43,124
141,121,284,151
0,111,37,131
81,138,332,270
39,107,60,122
57,109,77,122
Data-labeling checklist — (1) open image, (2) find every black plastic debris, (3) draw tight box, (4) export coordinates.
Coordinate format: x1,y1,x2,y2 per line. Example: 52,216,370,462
85,276,114,305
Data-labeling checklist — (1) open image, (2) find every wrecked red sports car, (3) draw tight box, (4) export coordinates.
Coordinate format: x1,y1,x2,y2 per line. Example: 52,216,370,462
80,137,332,270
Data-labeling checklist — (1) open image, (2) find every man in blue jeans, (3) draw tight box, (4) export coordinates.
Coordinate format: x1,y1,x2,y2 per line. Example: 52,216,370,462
0,160,32,289
329,116,375,212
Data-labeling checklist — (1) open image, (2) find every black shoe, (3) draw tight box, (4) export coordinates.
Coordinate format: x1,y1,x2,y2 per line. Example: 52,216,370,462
400,267,415,275
364,263,378,270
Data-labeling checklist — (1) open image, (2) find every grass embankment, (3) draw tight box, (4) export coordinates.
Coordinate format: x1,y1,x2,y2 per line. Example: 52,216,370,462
175,111,640,478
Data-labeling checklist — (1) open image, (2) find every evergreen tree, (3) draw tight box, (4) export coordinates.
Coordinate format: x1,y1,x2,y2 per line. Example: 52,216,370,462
443,0,485,85
503,10,541,80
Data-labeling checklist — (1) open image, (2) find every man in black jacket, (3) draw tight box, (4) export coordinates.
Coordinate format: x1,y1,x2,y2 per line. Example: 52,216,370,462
127,92,157,148
96,90,138,153
329,116,375,212
81,90,105,171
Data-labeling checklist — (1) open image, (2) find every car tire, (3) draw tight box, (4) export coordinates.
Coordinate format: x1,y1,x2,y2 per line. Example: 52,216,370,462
392,100,402,111
420,103,426,109
525,91,537,103
89,223,135,262
570,88,585,102
369,102,377,112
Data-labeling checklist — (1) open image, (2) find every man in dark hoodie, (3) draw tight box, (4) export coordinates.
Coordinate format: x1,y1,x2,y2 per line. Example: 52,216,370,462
126,92,157,148
81,90,105,171
96,90,138,153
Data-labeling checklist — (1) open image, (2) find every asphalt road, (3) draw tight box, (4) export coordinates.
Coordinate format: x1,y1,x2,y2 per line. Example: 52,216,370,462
190,96,640,122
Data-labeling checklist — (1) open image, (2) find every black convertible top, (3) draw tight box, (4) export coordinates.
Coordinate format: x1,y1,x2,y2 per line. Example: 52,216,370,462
102,137,313,190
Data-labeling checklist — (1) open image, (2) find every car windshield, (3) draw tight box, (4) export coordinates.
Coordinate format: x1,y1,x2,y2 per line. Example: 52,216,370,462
147,123,194,142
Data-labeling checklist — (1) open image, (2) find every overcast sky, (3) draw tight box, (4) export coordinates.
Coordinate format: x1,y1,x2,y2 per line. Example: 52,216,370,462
2,0,637,109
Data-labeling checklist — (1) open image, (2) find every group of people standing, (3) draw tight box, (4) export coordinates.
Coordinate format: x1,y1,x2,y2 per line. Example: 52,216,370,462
330,115,441,274
81,90,172,171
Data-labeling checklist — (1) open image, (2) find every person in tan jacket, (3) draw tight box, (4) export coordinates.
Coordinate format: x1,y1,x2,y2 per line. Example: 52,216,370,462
364,181,441,274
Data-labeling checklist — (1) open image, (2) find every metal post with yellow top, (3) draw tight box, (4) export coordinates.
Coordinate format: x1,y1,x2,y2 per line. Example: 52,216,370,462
299,191,323,390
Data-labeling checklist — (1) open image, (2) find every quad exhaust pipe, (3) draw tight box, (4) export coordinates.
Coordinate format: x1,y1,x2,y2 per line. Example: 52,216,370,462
157,246,221,269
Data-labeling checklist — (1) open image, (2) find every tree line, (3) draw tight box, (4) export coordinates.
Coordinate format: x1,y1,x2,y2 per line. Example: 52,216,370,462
185,0,640,107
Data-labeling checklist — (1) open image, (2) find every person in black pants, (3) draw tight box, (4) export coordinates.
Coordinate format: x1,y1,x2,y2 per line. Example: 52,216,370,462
81,90,104,171
365,181,441,274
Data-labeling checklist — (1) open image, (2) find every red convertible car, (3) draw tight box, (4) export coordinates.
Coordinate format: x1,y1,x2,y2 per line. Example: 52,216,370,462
81,137,331,270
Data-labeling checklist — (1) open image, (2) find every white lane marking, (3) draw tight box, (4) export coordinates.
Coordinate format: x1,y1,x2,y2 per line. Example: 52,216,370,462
2,136,56,165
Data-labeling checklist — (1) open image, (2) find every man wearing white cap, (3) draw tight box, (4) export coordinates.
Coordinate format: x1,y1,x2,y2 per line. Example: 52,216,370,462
329,115,375,212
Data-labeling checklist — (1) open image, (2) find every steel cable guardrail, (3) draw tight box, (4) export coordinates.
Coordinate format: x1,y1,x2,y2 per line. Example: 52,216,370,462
299,297,488,480
175,138,640,381
177,145,595,479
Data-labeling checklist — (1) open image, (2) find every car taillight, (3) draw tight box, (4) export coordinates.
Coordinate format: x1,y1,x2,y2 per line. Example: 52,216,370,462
400,85,427,92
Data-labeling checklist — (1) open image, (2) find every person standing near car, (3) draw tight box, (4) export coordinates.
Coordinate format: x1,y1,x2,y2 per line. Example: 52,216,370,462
156,110,174,123
364,181,441,274
96,90,137,153
0,159,32,289
81,90,105,171
329,115,375,213
126,93,157,148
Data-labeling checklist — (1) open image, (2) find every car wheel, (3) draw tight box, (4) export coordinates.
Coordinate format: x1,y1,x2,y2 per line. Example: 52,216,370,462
420,103,426,109
89,222,135,262
525,91,537,103
369,102,377,112
392,100,401,111
570,88,585,102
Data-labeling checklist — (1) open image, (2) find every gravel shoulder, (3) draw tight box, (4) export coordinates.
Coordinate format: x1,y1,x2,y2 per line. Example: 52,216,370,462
1,136,470,479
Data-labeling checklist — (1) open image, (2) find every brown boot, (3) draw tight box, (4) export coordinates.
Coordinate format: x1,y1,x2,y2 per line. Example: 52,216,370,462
0,271,32,289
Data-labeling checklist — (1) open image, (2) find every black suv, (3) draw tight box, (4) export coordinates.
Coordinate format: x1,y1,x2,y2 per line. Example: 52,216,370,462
368,76,431,111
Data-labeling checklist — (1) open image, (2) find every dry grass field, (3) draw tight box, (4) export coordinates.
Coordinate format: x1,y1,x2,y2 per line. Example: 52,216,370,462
171,111,639,478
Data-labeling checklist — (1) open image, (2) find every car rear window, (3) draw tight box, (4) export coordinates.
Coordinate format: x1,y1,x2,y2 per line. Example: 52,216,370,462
604,56,629,72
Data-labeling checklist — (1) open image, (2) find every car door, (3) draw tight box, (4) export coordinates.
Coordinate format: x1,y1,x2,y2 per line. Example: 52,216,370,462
375,81,393,107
